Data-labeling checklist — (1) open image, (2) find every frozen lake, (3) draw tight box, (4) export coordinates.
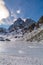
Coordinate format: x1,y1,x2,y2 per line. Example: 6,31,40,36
0,41,43,57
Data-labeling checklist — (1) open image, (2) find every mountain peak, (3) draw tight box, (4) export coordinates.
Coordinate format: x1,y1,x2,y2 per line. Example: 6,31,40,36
14,18,24,26
17,18,22,21
38,16,43,23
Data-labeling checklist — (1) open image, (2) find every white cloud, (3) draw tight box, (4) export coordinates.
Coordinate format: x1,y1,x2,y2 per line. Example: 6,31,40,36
0,0,5,5
16,9,21,14
11,10,17,19
0,0,9,24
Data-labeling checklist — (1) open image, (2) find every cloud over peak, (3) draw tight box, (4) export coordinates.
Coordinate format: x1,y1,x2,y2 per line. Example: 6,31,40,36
0,0,9,23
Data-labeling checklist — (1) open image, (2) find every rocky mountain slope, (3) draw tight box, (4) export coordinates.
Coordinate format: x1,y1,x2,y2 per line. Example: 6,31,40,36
8,16,43,42
0,16,43,42
23,16,43,42
23,28,43,42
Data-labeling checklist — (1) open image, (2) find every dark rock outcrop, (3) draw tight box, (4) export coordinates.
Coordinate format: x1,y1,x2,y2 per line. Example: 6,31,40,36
38,16,43,24
24,19,36,32
5,39,10,41
36,16,43,28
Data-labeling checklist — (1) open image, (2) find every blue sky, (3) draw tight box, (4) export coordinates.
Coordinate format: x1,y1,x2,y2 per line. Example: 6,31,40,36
5,0,43,21
0,0,43,28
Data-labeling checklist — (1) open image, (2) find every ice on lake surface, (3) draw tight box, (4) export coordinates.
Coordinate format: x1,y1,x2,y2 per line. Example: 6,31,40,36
0,41,43,65
0,41,43,57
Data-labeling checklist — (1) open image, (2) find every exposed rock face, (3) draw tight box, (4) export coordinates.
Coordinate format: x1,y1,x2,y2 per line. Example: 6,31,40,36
31,16,43,30
35,22,39,29
25,19,35,28
38,16,43,24
36,16,43,28
24,19,36,32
